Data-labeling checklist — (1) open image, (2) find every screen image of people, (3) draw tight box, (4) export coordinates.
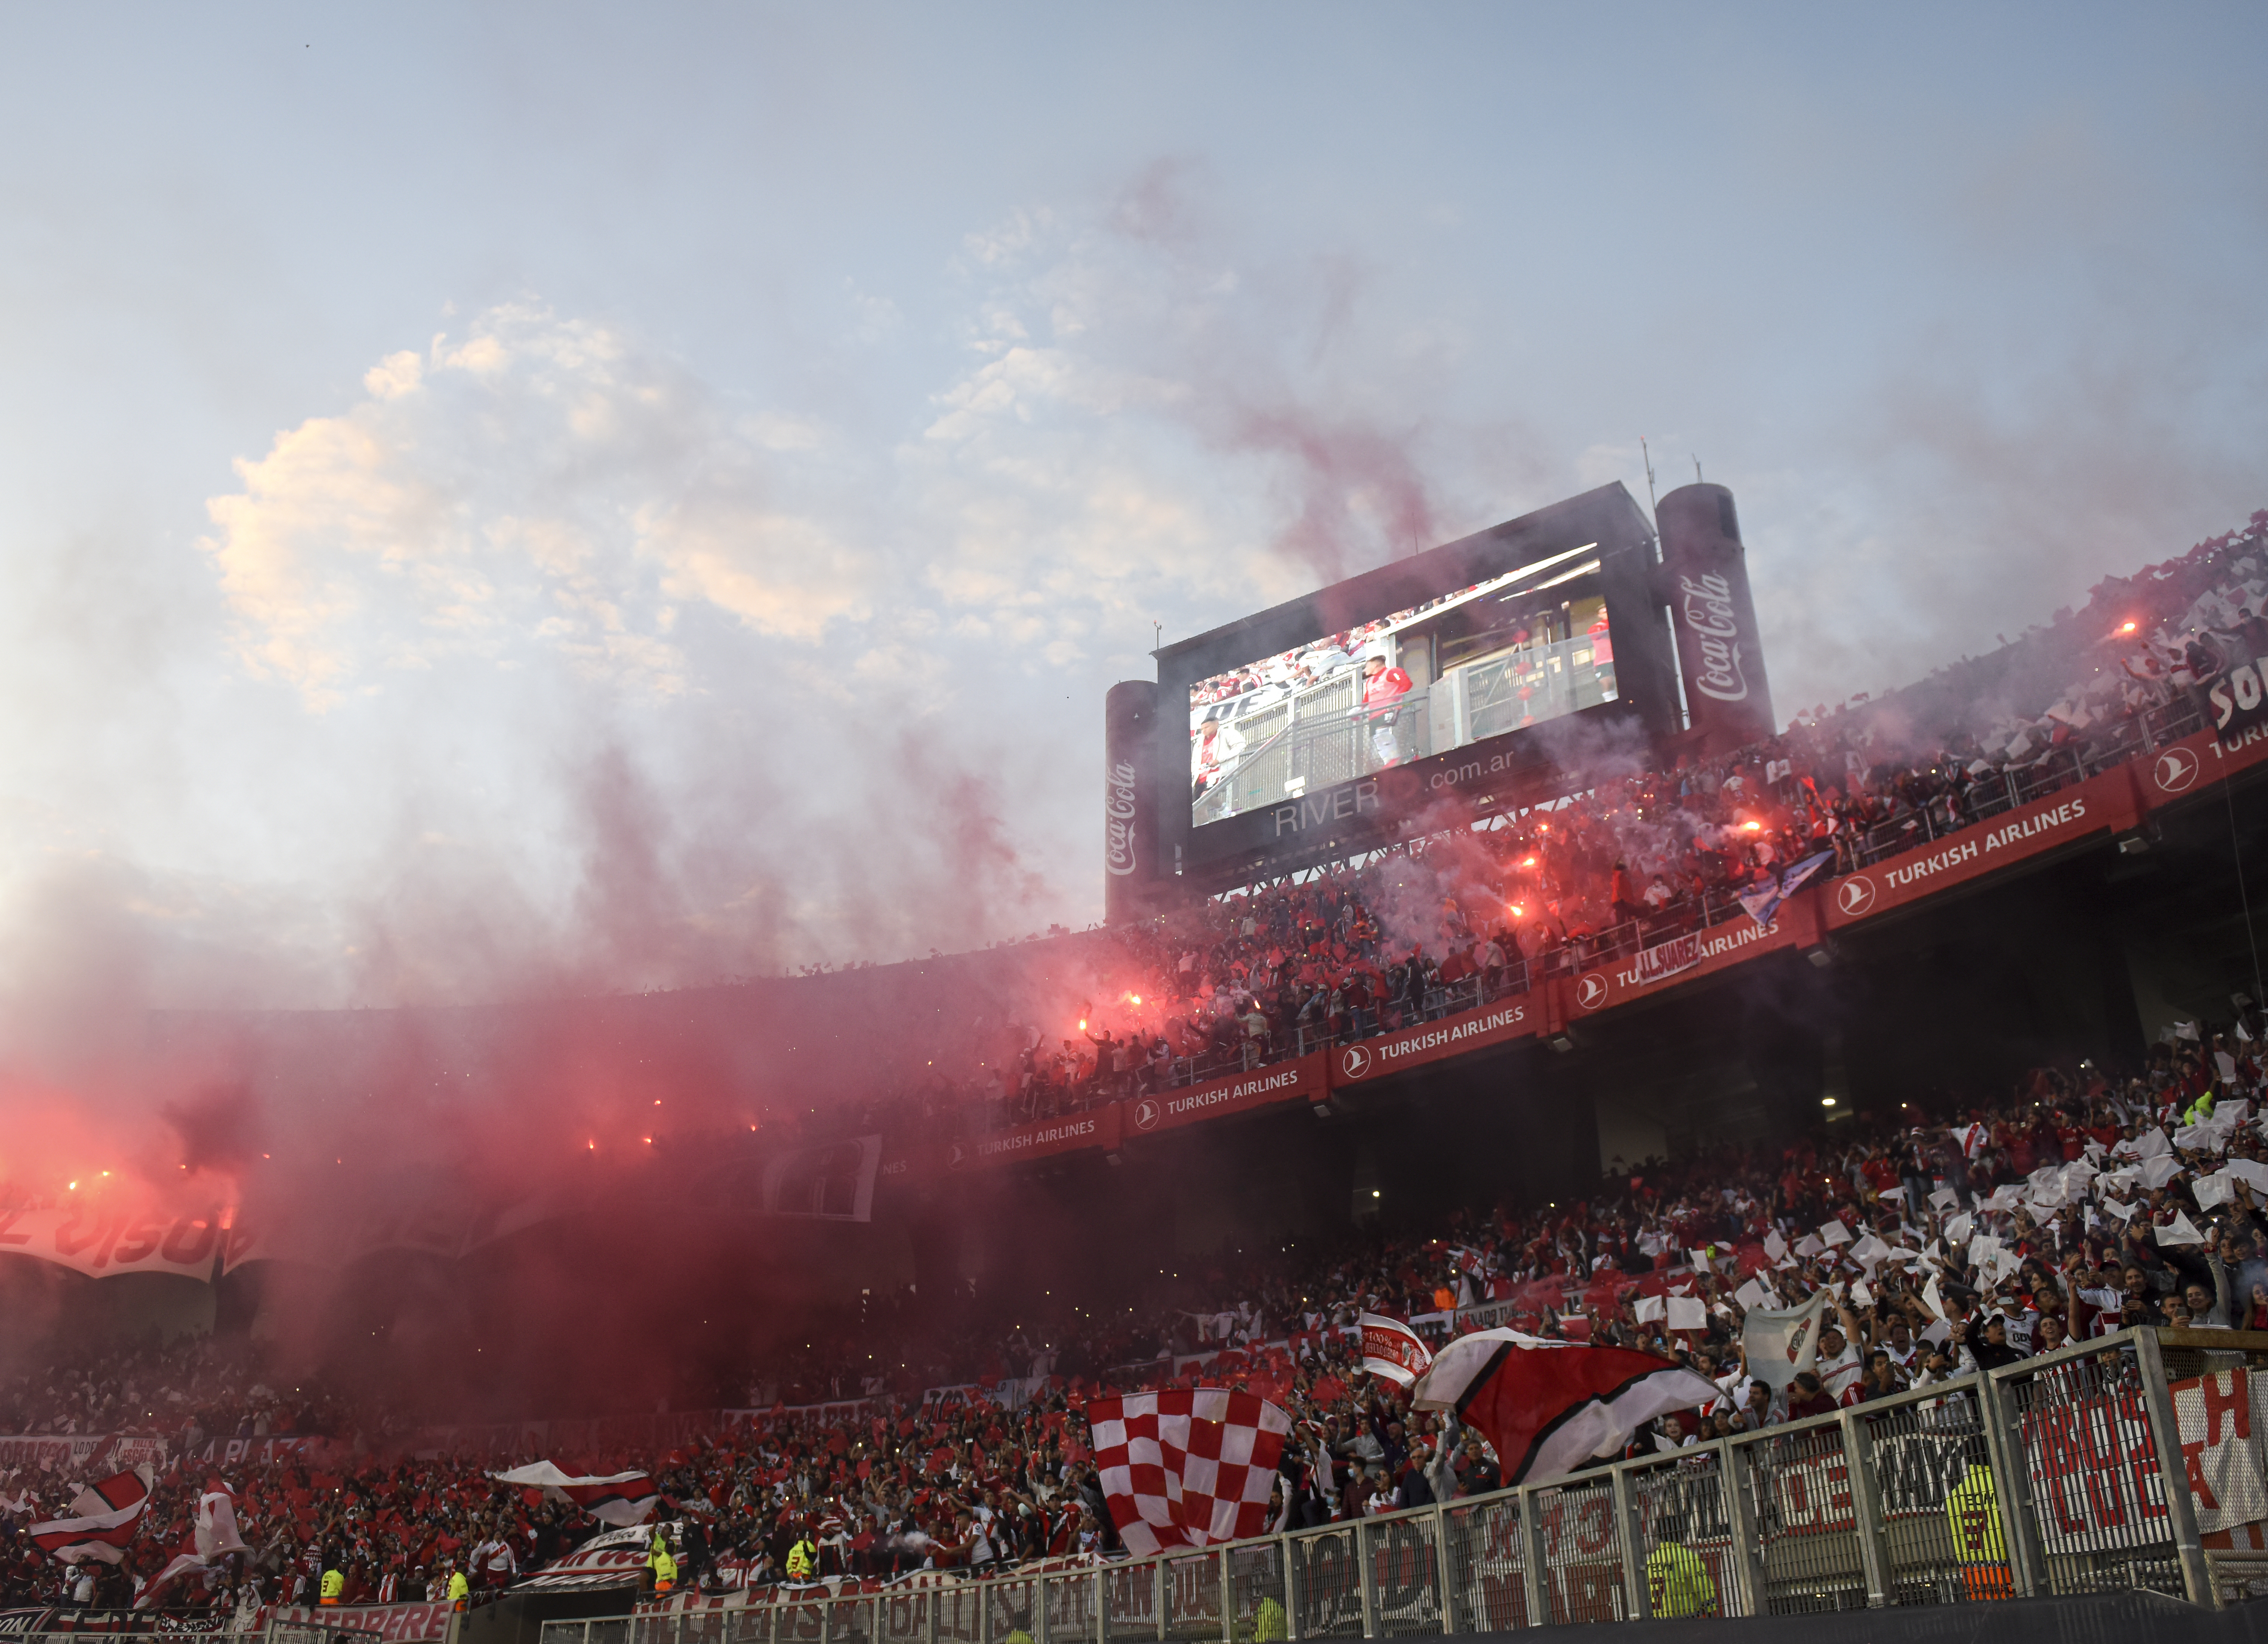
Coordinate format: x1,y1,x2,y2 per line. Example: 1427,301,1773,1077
1189,556,1616,826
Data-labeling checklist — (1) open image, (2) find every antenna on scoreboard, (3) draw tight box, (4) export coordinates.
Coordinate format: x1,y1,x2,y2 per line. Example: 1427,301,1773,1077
1640,438,1658,515
1693,456,1703,482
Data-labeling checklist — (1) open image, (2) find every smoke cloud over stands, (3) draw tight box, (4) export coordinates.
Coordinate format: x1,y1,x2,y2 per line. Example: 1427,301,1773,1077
1,8,2266,1415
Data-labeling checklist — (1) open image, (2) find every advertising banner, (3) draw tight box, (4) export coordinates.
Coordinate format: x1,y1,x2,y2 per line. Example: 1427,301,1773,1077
945,1106,1120,1172
1560,910,1804,1020
1822,764,2140,931
1329,995,1537,1088
2136,720,2268,809
1124,1054,1324,1136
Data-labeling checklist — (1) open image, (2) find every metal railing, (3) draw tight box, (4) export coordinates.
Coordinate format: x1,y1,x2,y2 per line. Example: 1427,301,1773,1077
534,1331,2268,1641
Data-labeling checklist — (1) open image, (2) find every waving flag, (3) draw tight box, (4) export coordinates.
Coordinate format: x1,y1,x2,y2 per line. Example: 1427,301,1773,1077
1409,1330,1717,1486
1086,1388,1290,1556
1736,850,1832,928
29,1468,152,1563
491,1463,658,1526
1358,1313,1434,1387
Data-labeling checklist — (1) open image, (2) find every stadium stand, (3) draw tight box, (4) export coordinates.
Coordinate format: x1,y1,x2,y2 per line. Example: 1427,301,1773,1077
8,511,2268,1624
8,1042,2268,1608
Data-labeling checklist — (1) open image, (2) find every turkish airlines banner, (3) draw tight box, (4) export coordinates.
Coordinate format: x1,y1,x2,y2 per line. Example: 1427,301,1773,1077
1822,764,2140,932
1330,995,1537,1086
1560,908,1805,1020
1124,1054,1324,1137
947,1104,1120,1171
2137,721,2268,810
0,1208,227,1281
272,1604,454,1642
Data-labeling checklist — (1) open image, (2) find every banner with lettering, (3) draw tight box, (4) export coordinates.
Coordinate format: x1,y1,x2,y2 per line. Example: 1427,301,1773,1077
1327,995,1537,1088
0,1208,228,1281
1633,932,1700,987
1124,1054,1324,1137
946,1104,1120,1171
1560,909,1806,1020
270,1605,454,1643
0,1436,168,1476
1822,764,2140,932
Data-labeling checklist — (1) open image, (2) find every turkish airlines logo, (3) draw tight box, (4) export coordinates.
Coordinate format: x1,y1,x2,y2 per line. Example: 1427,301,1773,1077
2153,747,2200,793
947,1141,967,1169
1836,875,1878,917
1133,1097,1161,1132
1574,973,1610,1010
1341,1044,1372,1080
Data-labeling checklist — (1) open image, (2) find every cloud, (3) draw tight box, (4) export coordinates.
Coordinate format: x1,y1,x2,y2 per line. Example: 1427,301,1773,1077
201,303,870,710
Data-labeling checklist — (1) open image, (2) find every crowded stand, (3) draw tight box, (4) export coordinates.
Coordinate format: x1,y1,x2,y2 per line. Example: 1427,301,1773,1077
11,1032,2268,1606
7,510,2268,1616
763,511,2268,1148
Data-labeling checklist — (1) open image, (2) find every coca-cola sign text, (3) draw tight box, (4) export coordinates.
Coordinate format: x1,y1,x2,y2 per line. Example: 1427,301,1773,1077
1105,761,1139,877
1678,572,1749,703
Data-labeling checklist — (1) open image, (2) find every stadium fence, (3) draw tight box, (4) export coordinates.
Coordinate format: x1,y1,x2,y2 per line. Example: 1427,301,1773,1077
534,1328,2268,1640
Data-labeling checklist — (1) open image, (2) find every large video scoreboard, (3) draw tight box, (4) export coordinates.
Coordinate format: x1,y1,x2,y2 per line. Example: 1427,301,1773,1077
1115,484,1687,905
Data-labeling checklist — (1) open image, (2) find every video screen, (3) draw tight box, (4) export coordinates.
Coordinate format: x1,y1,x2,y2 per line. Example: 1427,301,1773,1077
1188,546,1617,825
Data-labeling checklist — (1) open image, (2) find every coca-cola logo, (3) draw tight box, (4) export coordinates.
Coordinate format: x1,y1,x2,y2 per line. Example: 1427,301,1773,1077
1105,760,1139,878
1678,572,1749,704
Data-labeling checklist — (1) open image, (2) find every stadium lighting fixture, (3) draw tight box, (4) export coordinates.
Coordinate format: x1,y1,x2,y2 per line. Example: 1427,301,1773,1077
1821,1097,1837,1107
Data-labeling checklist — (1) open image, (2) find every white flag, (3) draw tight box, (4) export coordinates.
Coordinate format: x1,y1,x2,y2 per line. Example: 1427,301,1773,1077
1741,1293,1828,1390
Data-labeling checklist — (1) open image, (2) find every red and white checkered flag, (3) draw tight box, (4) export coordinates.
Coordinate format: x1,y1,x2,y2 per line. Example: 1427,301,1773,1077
1086,1388,1291,1555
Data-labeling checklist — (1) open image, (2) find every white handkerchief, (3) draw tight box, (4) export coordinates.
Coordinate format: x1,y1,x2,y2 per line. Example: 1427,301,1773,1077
2157,1211,2205,1247
1819,1218,1853,1246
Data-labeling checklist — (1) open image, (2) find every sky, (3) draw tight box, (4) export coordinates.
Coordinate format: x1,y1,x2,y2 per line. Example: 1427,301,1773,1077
1,2,2264,1012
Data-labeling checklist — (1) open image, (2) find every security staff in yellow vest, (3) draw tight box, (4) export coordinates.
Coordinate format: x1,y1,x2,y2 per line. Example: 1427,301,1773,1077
785,1528,818,1581
318,1566,344,1606
446,1566,470,1611
648,1526,678,1595
1945,1460,2012,1600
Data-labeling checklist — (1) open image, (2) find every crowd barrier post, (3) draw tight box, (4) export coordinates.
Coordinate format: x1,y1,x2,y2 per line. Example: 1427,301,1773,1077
1717,1433,1767,1617
1428,1501,1459,1636
1354,1517,1380,1637
1517,1485,1549,1627
1833,1408,1893,1608
2134,1328,2215,1607
1607,1468,1646,1621
1975,1365,2046,1598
